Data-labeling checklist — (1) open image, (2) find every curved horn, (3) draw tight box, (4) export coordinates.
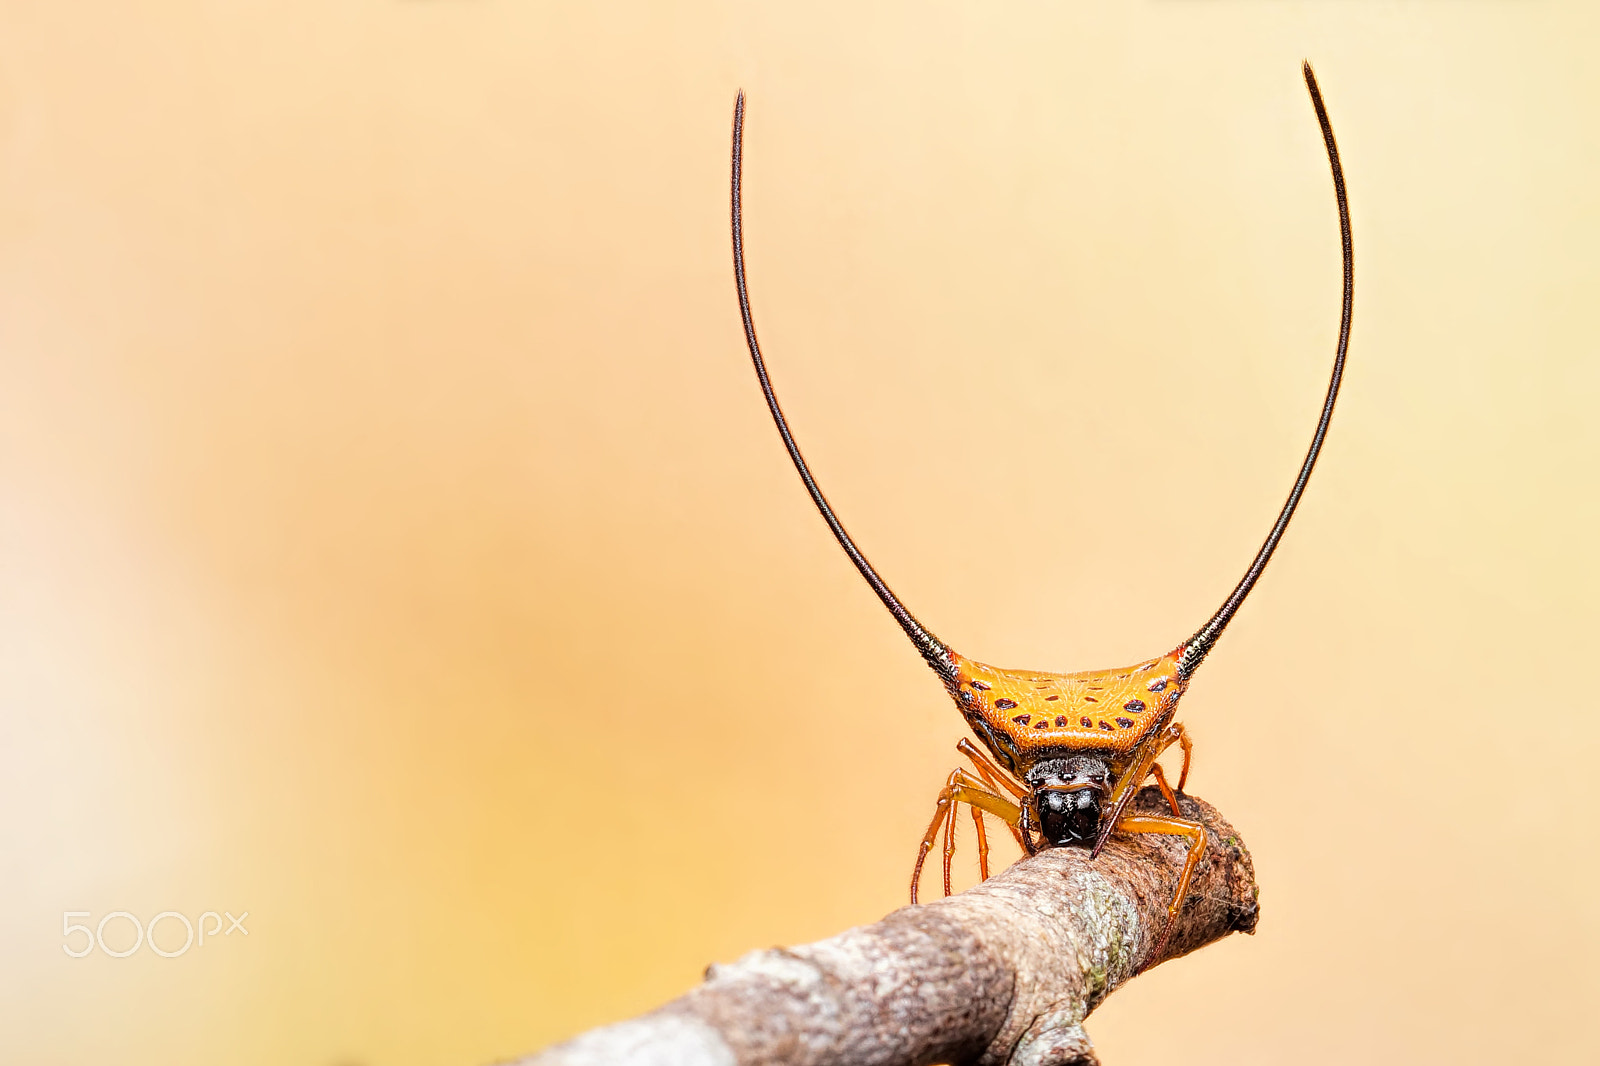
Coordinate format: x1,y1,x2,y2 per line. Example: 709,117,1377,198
1176,62,1354,679
731,92,957,680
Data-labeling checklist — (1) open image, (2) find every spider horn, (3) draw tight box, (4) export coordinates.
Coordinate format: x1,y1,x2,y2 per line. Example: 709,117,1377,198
731,92,957,681
1177,63,1353,680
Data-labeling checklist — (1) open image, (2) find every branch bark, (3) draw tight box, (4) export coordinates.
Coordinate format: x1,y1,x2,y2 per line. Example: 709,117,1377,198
514,788,1257,1066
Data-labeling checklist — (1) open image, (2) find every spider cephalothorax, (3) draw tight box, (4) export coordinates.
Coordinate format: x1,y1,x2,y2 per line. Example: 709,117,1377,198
1025,756,1114,847
730,62,1352,959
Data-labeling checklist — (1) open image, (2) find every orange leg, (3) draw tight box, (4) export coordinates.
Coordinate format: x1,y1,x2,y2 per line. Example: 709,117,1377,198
945,781,999,888
1114,813,1207,964
970,803,990,881
1095,720,1196,858
911,770,1022,903
1150,762,1181,817
956,739,1029,853
1147,721,1193,801
941,785,959,896
957,738,1026,798
1173,722,1193,792
1093,727,1174,858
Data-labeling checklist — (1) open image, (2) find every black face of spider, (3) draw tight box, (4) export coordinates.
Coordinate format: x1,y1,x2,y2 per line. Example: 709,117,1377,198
1027,757,1112,848
1036,787,1102,846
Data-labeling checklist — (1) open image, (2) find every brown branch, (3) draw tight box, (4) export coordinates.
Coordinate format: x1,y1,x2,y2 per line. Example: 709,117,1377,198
512,789,1257,1066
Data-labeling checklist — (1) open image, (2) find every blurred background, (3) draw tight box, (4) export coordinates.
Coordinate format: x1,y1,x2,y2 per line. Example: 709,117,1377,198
2,2,1597,1064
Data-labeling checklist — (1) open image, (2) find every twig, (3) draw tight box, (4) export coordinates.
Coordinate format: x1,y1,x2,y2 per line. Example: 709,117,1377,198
512,788,1257,1066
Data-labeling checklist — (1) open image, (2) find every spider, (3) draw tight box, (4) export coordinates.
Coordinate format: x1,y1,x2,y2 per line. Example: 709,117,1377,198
729,63,1351,958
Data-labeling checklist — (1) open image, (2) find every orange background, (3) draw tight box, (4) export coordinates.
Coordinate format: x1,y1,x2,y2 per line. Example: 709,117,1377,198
3,3,1597,1064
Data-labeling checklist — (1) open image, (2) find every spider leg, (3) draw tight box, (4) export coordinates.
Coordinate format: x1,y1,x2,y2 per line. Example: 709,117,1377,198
970,802,990,881
1093,719,1195,858
1114,812,1207,966
1173,722,1193,792
910,770,1021,903
956,738,1029,852
956,738,1026,798
941,783,959,896
1150,762,1181,817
